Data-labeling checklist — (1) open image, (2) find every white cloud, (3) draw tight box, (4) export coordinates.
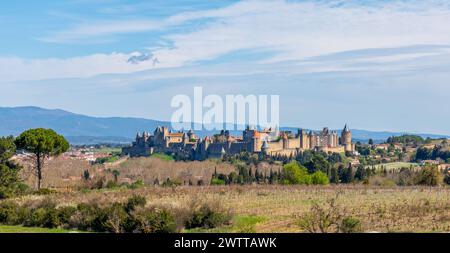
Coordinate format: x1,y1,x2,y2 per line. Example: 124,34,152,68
151,0,450,66
3,0,450,82
0,52,158,82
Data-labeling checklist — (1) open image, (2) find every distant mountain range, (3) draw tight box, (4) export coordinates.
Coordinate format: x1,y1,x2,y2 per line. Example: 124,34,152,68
0,106,448,145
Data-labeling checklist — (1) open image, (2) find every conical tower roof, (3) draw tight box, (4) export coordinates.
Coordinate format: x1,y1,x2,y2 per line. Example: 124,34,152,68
343,124,350,132
261,140,269,149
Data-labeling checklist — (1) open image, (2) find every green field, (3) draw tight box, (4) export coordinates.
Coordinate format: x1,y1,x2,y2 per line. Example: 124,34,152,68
93,147,122,154
150,153,175,161
0,225,77,233
366,162,419,171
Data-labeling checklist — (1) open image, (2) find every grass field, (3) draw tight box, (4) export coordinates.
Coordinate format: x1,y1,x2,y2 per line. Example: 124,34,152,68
9,185,449,233
0,225,76,233
93,147,122,154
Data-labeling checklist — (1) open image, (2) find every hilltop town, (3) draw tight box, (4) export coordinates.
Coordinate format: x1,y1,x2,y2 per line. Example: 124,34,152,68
122,125,356,160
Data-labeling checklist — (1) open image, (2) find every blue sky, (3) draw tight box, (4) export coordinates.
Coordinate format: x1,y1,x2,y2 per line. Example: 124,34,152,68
1,0,450,135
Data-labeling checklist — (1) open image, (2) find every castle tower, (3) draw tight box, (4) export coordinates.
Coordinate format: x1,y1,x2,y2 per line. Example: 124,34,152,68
341,124,353,152
261,140,270,155
252,131,261,152
309,131,317,149
282,132,289,149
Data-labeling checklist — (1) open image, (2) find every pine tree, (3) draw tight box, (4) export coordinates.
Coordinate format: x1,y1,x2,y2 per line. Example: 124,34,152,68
330,167,339,184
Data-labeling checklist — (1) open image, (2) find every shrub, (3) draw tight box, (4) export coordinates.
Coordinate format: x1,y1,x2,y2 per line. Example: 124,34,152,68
0,201,18,224
0,201,32,225
185,201,232,229
210,178,226,185
95,155,119,164
311,171,330,185
415,165,443,186
340,217,362,233
396,168,416,186
57,206,77,225
101,203,129,233
297,193,357,233
128,208,177,233
0,184,30,200
0,186,14,199
0,196,219,233
22,199,60,228
125,195,147,213
70,202,101,231
22,208,60,228
87,204,124,232
24,208,48,227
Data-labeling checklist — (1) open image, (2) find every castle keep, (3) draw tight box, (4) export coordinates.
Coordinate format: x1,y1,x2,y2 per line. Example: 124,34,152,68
122,125,355,160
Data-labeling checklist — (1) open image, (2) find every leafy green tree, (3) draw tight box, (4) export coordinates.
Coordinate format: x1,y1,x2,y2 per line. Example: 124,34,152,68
0,136,23,198
15,128,69,189
354,165,367,181
0,136,16,163
306,154,330,173
311,171,329,185
340,166,355,184
328,153,343,164
282,162,311,185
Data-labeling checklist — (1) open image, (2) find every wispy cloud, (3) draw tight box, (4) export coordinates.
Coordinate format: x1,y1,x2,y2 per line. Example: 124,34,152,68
8,0,449,82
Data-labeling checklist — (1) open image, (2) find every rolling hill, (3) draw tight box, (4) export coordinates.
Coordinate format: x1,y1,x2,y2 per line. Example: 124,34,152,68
0,106,448,145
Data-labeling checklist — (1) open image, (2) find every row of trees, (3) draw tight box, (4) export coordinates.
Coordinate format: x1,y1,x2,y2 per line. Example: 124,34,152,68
416,146,450,162
386,135,428,145
210,162,330,186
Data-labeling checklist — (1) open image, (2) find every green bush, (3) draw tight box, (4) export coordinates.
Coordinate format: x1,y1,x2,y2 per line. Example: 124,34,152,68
311,171,330,185
71,202,101,231
95,155,120,164
57,206,77,225
0,201,18,224
23,207,60,228
99,203,129,233
415,165,443,186
125,195,147,213
282,162,312,185
24,208,47,227
340,217,362,233
22,200,60,228
0,186,14,199
210,178,226,185
126,208,177,233
185,202,232,229
0,196,229,233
